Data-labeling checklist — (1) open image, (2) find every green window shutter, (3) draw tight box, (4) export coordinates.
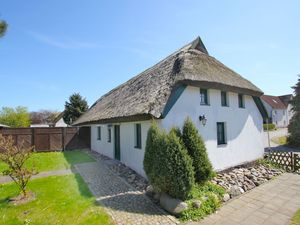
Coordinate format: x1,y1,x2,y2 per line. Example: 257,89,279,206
200,89,208,105
135,124,142,149
97,126,101,140
221,91,228,106
238,94,245,108
217,122,226,145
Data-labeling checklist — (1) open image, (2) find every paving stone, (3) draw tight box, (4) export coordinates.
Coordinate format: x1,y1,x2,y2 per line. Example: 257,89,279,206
186,173,300,225
75,162,178,225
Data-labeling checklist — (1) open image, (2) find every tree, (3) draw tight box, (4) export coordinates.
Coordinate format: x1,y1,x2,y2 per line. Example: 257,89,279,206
30,110,60,125
0,135,35,197
182,117,214,183
63,93,88,125
144,123,194,200
288,76,300,146
0,106,30,127
0,19,7,37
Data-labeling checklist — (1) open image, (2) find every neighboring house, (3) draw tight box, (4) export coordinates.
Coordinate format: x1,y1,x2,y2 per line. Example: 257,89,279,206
49,112,68,127
73,37,267,177
0,123,9,128
261,94,293,128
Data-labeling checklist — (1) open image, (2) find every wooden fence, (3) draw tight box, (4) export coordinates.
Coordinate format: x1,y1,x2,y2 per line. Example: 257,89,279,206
0,127,90,151
268,151,300,173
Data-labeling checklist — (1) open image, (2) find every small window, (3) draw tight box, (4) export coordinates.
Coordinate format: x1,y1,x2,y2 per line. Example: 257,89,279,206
107,127,111,143
134,123,142,149
97,126,101,140
238,94,245,108
217,122,226,145
221,91,228,107
200,89,209,105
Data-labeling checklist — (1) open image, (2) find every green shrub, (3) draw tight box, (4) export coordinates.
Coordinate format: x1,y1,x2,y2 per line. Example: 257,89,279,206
182,118,214,183
180,182,225,221
143,122,164,189
163,131,195,200
288,76,300,147
263,123,276,131
144,123,195,200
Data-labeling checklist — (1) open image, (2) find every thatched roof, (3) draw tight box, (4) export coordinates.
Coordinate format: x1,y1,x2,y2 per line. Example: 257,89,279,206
74,37,263,126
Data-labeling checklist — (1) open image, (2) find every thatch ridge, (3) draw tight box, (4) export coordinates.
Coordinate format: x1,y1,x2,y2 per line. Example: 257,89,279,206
74,37,262,125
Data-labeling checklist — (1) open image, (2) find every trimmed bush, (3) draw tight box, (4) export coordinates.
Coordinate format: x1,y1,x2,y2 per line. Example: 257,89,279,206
182,118,214,183
263,123,276,131
164,130,195,200
144,123,195,200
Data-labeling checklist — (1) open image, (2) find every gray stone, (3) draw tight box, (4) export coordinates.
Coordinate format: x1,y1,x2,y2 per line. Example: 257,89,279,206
222,193,230,202
192,200,202,208
159,193,188,215
229,185,241,197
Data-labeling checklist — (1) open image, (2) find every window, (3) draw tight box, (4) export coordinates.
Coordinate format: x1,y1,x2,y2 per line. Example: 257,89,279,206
97,126,101,140
200,89,209,105
217,122,226,145
221,91,228,107
134,123,142,149
238,94,245,108
107,127,111,143
283,110,285,115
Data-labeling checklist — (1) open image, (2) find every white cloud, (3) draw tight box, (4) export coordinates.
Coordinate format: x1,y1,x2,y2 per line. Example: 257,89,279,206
27,31,103,49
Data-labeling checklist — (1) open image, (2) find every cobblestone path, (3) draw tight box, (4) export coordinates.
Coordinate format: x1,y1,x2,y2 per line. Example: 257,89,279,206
187,173,300,225
75,162,178,225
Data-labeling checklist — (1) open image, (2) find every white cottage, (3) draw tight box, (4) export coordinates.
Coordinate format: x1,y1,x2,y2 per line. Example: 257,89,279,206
261,94,293,128
74,37,267,177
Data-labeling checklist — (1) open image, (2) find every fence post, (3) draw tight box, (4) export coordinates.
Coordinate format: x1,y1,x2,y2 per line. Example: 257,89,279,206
61,127,65,151
290,152,294,172
31,128,35,150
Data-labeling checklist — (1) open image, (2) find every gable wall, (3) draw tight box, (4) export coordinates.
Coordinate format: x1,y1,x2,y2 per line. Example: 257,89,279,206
159,86,264,171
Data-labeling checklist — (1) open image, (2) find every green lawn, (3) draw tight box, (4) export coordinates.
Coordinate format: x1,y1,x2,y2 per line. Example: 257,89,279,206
271,136,287,145
0,150,95,173
0,174,112,225
291,209,300,225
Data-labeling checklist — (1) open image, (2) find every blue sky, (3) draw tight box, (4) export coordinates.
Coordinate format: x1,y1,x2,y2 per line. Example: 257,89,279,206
1,1,299,112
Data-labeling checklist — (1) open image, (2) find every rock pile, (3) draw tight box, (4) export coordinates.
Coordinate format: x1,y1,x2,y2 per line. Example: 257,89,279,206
212,165,283,199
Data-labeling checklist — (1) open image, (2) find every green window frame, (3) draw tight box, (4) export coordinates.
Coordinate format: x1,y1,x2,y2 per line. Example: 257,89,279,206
134,123,142,149
107,127,111,143
221,91,228,107
217,122,226,145
97,126,101,140
200,89,209,105
238,94,245,108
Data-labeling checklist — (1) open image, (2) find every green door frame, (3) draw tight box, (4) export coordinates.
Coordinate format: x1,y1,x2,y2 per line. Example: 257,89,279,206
114,125,120,160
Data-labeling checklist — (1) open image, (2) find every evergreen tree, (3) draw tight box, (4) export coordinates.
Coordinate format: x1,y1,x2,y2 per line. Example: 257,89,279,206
63,93,88,125
0,20,7,37
182,117,214,183
288,76,300,146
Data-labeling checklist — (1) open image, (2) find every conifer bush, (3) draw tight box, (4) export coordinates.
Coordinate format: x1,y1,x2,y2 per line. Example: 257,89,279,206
144,123,195,200
182,118,214,183
288,76,300,147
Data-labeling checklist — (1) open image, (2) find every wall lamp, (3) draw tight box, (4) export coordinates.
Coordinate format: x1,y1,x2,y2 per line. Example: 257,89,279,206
199,115,207,126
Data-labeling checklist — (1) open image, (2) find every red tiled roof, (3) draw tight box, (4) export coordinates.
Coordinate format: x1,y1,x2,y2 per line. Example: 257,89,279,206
261,95,286,109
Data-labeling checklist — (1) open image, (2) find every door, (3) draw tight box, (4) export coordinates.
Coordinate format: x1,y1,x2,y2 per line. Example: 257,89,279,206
114,125,120,160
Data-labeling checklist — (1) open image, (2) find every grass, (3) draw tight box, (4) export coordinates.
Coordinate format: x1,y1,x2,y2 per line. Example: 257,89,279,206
0,150,95,173
180,182,225,221
0,174,112,225
271,136,287,145
291,209,300,225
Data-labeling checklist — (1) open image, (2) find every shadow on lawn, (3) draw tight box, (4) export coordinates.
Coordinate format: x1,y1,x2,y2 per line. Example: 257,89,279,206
63,150,95,199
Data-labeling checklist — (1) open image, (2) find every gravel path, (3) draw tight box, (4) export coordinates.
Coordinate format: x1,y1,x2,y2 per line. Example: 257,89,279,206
75,162,178,225
0,168,74,184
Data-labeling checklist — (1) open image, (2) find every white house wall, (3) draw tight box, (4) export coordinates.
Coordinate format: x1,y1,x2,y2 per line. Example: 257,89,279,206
90,86,264,177
159,86,264,171
90,121,151,177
